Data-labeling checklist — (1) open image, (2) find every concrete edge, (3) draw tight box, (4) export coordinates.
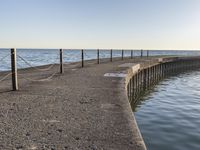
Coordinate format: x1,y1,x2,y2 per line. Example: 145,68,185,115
118,64,147,150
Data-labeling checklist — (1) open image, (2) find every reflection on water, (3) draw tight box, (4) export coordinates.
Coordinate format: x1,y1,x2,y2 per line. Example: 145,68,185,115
134,69,200,150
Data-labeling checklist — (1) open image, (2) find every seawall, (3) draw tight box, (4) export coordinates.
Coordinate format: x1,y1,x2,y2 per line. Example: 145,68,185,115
126,56,200,107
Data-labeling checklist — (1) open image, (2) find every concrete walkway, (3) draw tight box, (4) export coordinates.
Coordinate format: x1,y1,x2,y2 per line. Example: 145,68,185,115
0,57,153,150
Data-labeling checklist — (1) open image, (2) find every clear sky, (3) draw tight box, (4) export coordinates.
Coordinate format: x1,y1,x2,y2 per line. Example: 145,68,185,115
0,0,200,50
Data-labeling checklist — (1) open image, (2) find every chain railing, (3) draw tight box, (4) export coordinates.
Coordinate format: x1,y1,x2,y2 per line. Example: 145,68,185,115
2,48,200,92
0,48,149,91
17,54,58,71
0,53,12,84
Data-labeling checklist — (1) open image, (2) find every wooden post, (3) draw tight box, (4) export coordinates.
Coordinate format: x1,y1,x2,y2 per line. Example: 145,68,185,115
138,71,141,94
143,69,147,91
11,48,18,91
130,78,132,100
133,75,136,101
135,73,138,99
147,50,149,57
122,50,124,60
81,49,84,67
128,81,131,99
97,49,100,64
147,67,150,88
110,49,113,62
131,50,133,59
60,49,63,74
150,66,153,86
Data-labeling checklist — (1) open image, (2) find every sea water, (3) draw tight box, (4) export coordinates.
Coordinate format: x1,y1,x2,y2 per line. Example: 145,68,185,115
134,69,200,150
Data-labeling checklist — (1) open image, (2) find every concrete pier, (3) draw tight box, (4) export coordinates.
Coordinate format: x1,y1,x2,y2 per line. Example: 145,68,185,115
0,56,200,149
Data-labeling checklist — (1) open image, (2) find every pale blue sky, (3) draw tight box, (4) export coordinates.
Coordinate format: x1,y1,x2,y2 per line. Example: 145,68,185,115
0,0,200,49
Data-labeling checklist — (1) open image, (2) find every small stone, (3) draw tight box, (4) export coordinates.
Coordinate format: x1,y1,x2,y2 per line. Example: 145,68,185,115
16,145,23,149
57,129,62,133
25,132,30,136
75,137,80,140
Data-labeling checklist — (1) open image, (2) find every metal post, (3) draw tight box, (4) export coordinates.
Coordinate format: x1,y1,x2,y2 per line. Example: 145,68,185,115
131,50,133,59
81,49,84,67
110,49,113,62
97,49,100,64
60,49,63,74
122,50,124,60
141,49,143,57
11,48,18,91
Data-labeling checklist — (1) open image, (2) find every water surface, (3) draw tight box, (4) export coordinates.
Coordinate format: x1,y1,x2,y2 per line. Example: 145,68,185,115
134,69,200,150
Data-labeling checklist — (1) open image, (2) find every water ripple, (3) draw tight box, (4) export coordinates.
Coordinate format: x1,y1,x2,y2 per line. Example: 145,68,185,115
135,69,200,150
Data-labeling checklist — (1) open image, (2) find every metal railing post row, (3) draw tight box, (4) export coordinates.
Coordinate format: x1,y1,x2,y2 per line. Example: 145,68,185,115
11,48,18,91
60,49,64,74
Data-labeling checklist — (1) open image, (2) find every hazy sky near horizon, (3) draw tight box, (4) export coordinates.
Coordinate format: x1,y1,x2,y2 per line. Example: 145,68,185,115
0,0,200,50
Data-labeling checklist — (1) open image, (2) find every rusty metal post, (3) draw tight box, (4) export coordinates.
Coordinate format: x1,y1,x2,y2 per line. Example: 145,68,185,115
122,50,124,60
81,49,84,67
60,49,63,74
131,50,133,59
11,48,18,91
110,49,113,62
97,49,100,64
141,49,143,57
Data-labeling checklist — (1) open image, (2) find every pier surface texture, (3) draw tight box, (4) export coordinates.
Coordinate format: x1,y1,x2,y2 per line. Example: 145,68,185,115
0,57,161,150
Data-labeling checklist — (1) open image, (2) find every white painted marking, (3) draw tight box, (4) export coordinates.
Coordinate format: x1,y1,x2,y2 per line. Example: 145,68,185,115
104,73,127,78
42,119,60,123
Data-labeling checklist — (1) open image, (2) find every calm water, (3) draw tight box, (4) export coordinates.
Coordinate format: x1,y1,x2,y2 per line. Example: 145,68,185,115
134,69,200,150
1,49,200,71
